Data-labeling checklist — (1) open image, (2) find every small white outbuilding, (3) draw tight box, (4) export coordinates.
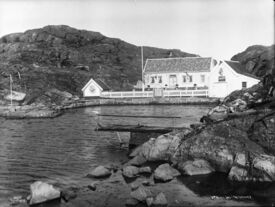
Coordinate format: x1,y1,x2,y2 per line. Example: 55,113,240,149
82,78,110,97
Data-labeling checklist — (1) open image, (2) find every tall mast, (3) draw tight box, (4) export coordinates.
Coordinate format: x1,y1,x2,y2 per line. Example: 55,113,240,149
141,46,144,91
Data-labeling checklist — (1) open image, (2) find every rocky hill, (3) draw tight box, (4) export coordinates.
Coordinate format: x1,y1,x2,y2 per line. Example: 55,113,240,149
231,45,274,78
0,25,196,105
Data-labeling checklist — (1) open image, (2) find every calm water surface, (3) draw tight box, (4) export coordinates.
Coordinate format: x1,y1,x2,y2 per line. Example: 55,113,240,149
0,105,210,202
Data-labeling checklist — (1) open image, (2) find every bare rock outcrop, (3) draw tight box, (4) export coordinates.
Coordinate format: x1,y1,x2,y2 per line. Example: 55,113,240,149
29,181,61,205
130,110,275,182
87,166,111,178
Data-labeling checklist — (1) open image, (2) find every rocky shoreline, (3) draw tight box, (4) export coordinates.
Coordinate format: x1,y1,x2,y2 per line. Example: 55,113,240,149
0,105,63,119
7,82,275,207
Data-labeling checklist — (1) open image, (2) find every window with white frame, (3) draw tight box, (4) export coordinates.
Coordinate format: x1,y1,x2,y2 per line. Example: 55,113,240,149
151,76,155,83
183,75,192,83
201,75,205,83
158,76,162,83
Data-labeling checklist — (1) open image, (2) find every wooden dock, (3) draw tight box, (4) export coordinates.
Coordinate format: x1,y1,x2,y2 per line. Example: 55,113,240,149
96,123,186,149
96,124,184,133
97,114,181,119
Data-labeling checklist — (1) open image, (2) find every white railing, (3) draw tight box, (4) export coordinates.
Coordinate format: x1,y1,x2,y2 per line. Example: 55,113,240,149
163,89,208,97
101,89,208,98
101,91,153,98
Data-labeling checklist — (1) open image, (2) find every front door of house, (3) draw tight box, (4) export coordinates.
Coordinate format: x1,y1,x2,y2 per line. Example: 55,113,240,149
169,75,177,88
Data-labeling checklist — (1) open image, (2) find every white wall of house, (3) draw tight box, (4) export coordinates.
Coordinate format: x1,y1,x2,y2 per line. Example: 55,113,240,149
209,62,260,97
82,79,103,97
144,72,210,89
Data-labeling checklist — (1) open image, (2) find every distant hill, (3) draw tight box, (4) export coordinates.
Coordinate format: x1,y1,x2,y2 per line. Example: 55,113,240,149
0,25,197,104
231,45,274,78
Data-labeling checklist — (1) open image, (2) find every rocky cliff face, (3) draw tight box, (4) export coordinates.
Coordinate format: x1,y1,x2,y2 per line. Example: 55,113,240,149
231,45,274,78
0,25,196,104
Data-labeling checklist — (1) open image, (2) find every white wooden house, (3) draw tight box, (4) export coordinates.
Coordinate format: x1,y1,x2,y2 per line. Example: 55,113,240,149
143,57,260,97
209,60,260,97
82,78,110,97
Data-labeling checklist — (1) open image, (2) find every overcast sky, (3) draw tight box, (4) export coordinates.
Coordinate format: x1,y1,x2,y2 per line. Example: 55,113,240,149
0,0,273,59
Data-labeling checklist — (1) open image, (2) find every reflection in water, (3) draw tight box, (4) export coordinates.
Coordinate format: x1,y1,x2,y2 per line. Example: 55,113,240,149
0,105,210,202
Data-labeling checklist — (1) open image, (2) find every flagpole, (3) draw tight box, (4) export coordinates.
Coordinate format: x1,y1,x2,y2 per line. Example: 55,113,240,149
10,74,13,108
141,46,144,92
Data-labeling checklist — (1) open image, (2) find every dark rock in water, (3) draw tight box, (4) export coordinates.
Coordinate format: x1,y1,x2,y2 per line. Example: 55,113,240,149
130,186,152,202
152,192,168,207
178,159,214,176
61,187,77,202
87,166,111,178
123,166,140,178
125,198,140,207
139,166,152,174
154,163,180,182
29,181,61,205
88,182,99,191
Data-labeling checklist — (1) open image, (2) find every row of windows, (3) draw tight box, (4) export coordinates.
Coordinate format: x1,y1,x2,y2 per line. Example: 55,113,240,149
150,75,206,84
151,76,162,83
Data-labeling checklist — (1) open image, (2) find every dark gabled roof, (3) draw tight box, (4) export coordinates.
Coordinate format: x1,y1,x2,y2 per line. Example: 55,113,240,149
144,57,212,73
224,61,260,80
94,78,111,91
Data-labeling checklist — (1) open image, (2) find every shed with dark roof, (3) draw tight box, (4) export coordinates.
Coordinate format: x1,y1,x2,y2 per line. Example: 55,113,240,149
224,61,260,80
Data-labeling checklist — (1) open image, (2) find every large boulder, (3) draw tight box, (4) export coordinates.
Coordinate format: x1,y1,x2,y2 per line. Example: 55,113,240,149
152,192,168,207
178,159,214,176
130,186,152,202
127,155,147,166
125,198,140,207
87,166,111,178
61,187,77,202
122,166,140,178
4,91,26,102
141,133,183,162
248,113,275,154
252,154,275,181
139,166,152,174
29,181,61,205
154,163,180,182
228,166,249,182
